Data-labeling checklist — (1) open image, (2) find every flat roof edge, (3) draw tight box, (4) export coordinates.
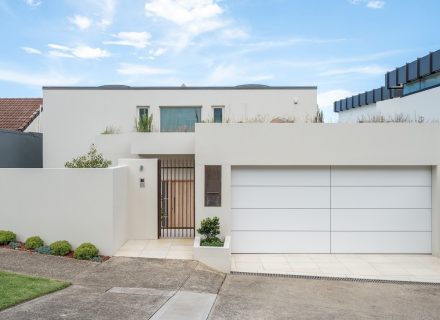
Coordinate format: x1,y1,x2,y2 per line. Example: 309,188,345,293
42,86,318,91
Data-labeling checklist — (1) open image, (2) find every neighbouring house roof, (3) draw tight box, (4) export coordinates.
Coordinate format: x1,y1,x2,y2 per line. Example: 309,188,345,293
0,98,43,131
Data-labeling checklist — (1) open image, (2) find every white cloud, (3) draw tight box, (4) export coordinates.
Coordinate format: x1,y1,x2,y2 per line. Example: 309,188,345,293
69,15,92,30
367,0,385,9
72,46,110,59
68,0,116,30
48,44,110,59
96,0,117,29
24,0,42,7
104,32,151,48
350,0,385,9
320,65,388,76
145,0,228,50
21,47,42,55
0,68,80,87
145,0,223,25
48,44,71,51
48,51,74,58
148,47,167,58
117,63,173,75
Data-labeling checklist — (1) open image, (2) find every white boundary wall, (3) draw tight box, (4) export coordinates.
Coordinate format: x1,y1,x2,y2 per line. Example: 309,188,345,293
0,166,128,255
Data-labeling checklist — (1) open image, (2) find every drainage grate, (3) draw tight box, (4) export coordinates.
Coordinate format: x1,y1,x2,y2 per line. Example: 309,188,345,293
230,271,440,286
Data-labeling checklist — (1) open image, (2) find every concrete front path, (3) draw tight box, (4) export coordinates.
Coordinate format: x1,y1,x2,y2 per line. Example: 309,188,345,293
232,253,440,283
115,239,193,260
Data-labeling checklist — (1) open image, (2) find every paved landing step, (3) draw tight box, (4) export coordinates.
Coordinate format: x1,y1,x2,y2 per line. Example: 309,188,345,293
150,291,217,320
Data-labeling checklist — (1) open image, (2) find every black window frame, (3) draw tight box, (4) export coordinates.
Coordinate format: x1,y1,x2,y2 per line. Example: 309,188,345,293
205,165,221,207
137,106,149,120
212,106,224,123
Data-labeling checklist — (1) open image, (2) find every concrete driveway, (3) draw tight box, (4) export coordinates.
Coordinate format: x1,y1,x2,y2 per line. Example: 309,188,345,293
209,274,440,320
1,249,440,320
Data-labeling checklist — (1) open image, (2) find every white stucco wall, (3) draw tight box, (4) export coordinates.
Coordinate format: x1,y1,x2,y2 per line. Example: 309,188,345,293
118,159,158,240
0,166,128,255
194,123,440,254
338,86,440,123
43,87,317,168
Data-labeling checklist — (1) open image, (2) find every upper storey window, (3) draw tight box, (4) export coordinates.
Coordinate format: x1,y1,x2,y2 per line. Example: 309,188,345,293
160,106,201,132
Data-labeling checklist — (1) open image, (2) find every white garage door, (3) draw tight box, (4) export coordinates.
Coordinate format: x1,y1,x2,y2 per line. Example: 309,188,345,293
231,166,431,254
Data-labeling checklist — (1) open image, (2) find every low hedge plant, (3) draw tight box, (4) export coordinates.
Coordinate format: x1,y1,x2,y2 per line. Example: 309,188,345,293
73,243,99,260
35,246,51,255
0,231,16,245
25,236,44,250
50,241,72,256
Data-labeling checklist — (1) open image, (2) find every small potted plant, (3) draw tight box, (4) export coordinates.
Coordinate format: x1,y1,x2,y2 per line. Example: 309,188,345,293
193,216,231,273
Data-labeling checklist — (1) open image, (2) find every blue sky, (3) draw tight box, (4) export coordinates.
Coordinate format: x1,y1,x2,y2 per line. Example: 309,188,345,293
0,0,439,118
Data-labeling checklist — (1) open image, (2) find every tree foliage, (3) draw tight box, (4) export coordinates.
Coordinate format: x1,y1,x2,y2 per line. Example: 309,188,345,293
65,144,112,168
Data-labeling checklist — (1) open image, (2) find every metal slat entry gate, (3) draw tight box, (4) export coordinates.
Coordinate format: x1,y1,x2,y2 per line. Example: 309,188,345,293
158,159,195,238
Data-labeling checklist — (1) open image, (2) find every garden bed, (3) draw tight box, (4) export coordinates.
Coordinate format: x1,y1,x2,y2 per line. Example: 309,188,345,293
193,236,231,273
0,242,110,262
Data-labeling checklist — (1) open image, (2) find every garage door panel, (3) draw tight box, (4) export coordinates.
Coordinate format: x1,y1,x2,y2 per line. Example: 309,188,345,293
332,187,431,209
331,167,432,186
232,209,330,231
231,231,330,253
232,166,330,186
331,232,431,253
331,209,431,231
232,186,330,208
231,166,432,254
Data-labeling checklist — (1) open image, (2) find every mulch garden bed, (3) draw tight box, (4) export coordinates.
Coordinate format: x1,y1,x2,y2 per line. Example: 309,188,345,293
0,242,110,262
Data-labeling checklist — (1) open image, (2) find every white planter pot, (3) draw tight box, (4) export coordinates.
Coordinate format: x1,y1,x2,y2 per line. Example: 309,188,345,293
193,236,231,273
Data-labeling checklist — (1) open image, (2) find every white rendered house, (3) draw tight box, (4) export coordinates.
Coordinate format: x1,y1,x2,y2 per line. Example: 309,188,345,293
2,83,440,258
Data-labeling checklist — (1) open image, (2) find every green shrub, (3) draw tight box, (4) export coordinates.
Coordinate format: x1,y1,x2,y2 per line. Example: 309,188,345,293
35,246,51,255
65,144,111,168
73,243,99,260
25,236,44,250
50,241,72,256
135,114,153,132
200,237,223,247
0,231,16,245
9,242,21,250
197,216,223,247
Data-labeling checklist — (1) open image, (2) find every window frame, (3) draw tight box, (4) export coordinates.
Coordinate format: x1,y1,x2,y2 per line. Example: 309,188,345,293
212,106,224,123
159,106,202,132
204,165,222,207
137,106,149,120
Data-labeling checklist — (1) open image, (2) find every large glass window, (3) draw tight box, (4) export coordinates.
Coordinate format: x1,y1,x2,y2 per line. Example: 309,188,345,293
160,107,201,132
403,72,440,95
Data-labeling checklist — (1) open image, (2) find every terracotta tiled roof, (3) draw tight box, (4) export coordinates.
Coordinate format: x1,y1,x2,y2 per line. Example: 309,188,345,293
0,98,43,131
